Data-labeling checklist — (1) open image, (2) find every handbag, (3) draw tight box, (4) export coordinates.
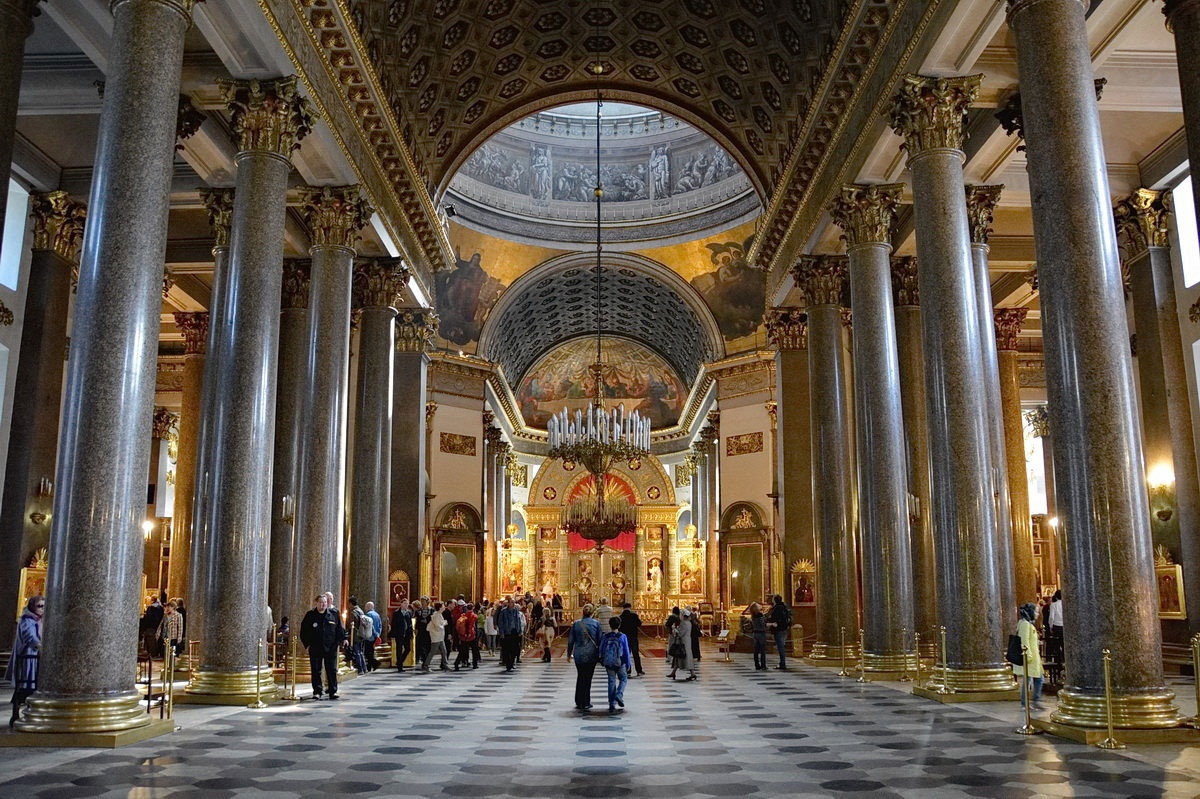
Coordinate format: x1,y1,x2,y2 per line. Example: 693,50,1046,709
1005,633,1024,665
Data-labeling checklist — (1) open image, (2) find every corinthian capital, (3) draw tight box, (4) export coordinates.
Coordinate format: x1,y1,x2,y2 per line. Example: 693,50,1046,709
890,255,919,306
965,185,1004,246
30,191,86,261
765,307,808,350
993,308,1029,351
889,74,981,156
1162,0,1200,32
395,308,438,353
281,259,311,310
353,257,410,309
200,188,234,250
220,77,315,158
302,185,374,252
828,184,904,248
996,79,1106,151
791,255,847,307
1113,188,1170,261
152,407,178,440
173,311,209,355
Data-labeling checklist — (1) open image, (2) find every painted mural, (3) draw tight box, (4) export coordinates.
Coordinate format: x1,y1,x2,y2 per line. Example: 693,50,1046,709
688,234,765,341
515,336,687,429
435,248,507,346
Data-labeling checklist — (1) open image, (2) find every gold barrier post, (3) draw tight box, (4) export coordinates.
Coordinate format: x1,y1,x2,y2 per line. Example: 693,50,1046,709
247,639,268,709
937,625,952,695
914,631,922,686
837,626,849,677
856,628,867,683
167,647,176,720
1096,648,1125,750
1016,645,1038,735
1189,633,1200,727
899,627,911,682
287,635,299,701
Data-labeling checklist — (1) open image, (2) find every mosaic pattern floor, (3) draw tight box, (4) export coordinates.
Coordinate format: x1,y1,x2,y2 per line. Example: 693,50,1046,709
1,647,1198,798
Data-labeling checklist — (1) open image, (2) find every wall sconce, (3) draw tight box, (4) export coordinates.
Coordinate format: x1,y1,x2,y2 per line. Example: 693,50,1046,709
141,519,154,540
1147,463,1176,522
1047,516,1059,529
37,477,53,498
29,512,46,526
281,495,295,525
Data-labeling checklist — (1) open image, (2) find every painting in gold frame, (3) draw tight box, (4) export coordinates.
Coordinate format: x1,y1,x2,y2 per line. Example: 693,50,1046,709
1155,563,1186,619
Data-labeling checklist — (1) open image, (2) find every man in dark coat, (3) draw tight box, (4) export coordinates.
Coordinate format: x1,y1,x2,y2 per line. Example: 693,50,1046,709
300,594,345,699
390,598,413,672
618,602,644,677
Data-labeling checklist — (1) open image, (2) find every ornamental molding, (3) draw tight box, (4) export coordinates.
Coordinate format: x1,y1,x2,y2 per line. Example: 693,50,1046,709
29,191,86,261
889,73,980,156
301,184,374,251
219,76,315,158
993,308,1028,351
173,311,210,355
965,185,1004,246
765,307,808,351
828,183,904,247
890,255,919,306
352,257,409,309
395,308,438,353
199,188,235,250
152,407,179,440
281,258,311,309
791,255,848,307
1113,188,1171,261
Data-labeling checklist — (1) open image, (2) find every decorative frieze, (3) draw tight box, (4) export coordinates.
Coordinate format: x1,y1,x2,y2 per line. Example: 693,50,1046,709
1113,188,1171,261
889,74,981,156
395,308,438,352
30,191,86,261
440,432,476,456
765,307,808,350
173,312,209,356
828,184,905,247
791,254,848,307
353,257,410,310
890,255,919,306
199,188,234,250
281,259,311,310
302,185,374,251
993,308,1029,351
725,432,764,457
965,185,1004,246
220,76,315,158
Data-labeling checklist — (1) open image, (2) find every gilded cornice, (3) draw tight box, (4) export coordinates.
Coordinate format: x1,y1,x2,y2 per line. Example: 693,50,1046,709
352,257,409,309
890,255,919,306
395,308,438,353
965,185,1004,246
281,258,311,309
828,183,904,248
174,311,209,356
993,308,1028,351
255,0,453,285
29,191,86,261
765,308,808,351
889,74,980,157
791,255,848,307
151,407,178,440
199,188,234,250
301,185,373,251
219,76,315,158
1113,188,1170,261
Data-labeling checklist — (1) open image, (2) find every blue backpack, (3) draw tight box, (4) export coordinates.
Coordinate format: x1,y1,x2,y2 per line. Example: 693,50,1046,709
600,632,624,668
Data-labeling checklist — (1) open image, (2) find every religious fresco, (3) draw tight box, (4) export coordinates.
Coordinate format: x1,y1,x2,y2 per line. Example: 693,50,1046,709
688,234,765,341
434,248,507,346
515,336,687,429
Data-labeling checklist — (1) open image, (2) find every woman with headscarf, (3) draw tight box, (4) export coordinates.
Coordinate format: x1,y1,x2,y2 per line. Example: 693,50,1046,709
668,608,696,681
6,595,43,727
1012,603,1044,712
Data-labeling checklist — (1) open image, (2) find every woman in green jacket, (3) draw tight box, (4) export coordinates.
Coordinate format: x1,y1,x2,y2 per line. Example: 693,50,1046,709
1012,603,1044,711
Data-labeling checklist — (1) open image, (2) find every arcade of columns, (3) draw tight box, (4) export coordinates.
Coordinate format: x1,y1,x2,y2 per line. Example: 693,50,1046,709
0,0,1194,740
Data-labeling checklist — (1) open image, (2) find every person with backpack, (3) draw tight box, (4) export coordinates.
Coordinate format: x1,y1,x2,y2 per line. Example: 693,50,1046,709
748,602,768,670
453,603,479,670
766,594,792,670
567,604,602,710
348,597,371,674
599,616,633,714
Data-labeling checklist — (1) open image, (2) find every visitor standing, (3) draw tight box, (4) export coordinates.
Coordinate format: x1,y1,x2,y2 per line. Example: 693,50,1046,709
689,605,702,674
454,603,478,670
497,598,523,672
421,601,450,671
157,601,185,657
766,594,792,670
600,616,633,714
668,609,695,680
748,602,767,670
414,598,432,666
364,601,382,671
484,602,498,655
595,598,614,627
538,616,556,661
618,602,644,676
6,595,42,727
1046,590,1064,674
1011,603,1045,711
300,594,345,700
348,597,369,674
390,598,413,672
567,605,603,710
140,595,164,658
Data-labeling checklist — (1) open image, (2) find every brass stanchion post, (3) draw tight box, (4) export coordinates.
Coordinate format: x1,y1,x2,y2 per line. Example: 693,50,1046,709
856,628,867,683
248,638,268,709
837,626,849,677
1188,633,1200,727
167,647,176,720
914,631,922,686
1096,648,1125,749
899,627,911,682
288,634,300,701
1016,645,1038,735
937,625,952,694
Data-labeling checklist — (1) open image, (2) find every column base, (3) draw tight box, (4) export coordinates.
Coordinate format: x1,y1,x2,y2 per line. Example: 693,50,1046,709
14,690,150,734
0,717,174,748
184,666,277,704
1032,717,1200,744
862,651,919,674
913,684,1021,703
921,664,1017,693
375,643,392,668
805,641,859,667
1051,687,1182,729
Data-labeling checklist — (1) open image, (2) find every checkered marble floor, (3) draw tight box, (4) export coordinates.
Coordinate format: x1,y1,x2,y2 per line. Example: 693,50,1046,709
1,648,1198,798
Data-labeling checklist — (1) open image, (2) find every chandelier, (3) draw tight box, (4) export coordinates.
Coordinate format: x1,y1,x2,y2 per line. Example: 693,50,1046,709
546,92,649,549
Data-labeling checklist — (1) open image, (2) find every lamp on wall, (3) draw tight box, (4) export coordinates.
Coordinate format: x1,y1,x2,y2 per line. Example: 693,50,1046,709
141,519,155,540
1147,462,1176,522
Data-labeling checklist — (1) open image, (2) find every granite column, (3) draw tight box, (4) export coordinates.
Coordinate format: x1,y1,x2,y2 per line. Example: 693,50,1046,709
891,74,1013,694
1008,0,1179,727
0,0,39,262
166,312,207,600
391,310,434,597
1163,0,1200,222
994,309,1038,603
17,0,197,734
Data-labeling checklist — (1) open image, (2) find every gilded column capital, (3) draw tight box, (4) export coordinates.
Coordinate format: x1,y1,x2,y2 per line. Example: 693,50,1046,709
1164,0,1200,32
199,188,234,250
1025,267,1040,293
425,401,438,426
173,311,209,355
965,185,1004,246
1024,405,1049,438
840,308,853,330
220,76,315,159
281,259,311,310
828,184,905,248
29,191,86,261
152,406,178,440
302,185,374,253
1113,188,1171,261
162,271,174,299
765,307,808,350
175,94,206,148
791,254,848,306
395,308,438,352
889,74,981,157
353,257,410,310
993,308,1029,351
890,255,919,306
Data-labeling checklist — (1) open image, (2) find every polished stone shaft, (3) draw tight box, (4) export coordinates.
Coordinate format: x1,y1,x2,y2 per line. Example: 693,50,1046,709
1165,0,1200,221
18,0,193,733
0,0,37,264
1008,0,1178,726
392,347,429,595
166,312,207,599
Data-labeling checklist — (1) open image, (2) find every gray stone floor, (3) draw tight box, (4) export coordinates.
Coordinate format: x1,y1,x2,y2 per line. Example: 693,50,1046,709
1,647,1199,798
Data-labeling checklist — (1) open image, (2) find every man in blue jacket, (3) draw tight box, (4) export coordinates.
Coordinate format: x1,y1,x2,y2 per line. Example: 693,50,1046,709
496,597,524,672
566,605,603,711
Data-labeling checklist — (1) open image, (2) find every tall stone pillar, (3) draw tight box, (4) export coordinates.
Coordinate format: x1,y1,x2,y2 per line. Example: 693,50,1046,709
891,256,938,648
0,192,84,646
17,0,198,735
267,260,309,621
1116,189,1200,637
391,309,435,597
1026,405,1060,580
793,255,858,662
890,74,1013,694
188,77,313,701
1162,1,1200,222
0,0,39,261
1007,0,1180,727
765,309,813,604
830,185,916,674
348,259,407,612
700,418,720,603
166,312,207,599
967,185,1017,624
994,308,1038,603
292,186,371,616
